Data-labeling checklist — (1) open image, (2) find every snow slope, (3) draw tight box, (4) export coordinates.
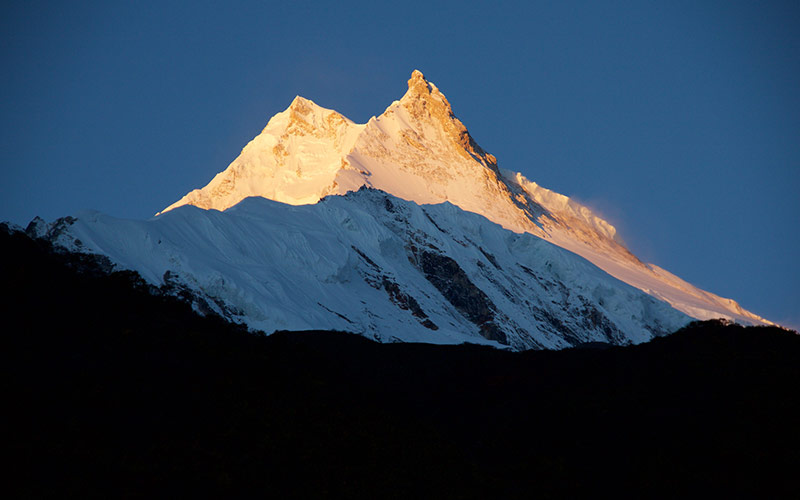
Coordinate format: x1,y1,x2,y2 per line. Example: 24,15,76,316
159,70,770,326
41,188,689,350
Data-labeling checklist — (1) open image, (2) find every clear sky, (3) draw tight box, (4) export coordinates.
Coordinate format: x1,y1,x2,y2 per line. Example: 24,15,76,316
2,1,798,329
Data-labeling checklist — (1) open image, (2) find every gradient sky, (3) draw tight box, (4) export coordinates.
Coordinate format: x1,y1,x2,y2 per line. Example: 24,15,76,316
2,1,798,329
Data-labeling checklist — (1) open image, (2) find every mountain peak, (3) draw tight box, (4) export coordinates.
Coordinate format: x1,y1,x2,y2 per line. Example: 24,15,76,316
278,95,356,140
289,95,319,114
393,70,496,171
401,70,452,117
407,69,432,93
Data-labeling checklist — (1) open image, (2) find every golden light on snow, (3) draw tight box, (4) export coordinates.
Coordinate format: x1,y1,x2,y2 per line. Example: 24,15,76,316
156,71,769,327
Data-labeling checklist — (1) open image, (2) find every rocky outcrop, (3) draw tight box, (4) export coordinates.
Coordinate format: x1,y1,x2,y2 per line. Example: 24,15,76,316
408,246,507,345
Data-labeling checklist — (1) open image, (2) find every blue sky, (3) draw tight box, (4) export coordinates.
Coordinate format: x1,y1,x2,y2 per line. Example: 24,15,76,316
2,1,798,328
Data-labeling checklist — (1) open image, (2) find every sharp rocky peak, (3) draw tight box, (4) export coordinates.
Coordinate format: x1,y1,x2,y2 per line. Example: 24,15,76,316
399,70,456,123
393,70,498,171
289,95,318,114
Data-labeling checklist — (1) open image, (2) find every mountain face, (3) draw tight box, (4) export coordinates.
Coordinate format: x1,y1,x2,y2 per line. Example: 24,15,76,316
26,70,770,350
159,70,770,326
33,188,688,350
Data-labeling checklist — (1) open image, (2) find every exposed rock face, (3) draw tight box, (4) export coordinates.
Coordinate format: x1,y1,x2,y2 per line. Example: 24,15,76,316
26,216,77,241
380,276,438,331
410,248,506,345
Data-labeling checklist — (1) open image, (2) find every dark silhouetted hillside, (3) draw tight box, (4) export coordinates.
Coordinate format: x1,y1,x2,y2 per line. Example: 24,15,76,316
2,226,798,498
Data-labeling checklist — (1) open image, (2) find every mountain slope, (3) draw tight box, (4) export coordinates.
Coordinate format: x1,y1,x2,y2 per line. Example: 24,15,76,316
37,188,688,350
159,70,769,325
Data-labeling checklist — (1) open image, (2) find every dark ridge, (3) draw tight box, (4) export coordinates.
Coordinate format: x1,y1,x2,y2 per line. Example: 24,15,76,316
478,246,501,269
381,276,437,329
421,207,448,234
350,244,379,270
2,225,798,498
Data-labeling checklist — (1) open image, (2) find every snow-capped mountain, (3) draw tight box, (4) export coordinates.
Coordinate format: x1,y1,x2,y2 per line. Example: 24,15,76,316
23,70,773,350
32,188,688,350
160,70,769,326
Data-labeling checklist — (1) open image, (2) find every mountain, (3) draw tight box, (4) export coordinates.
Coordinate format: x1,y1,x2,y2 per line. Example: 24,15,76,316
159,70,770,326
24,71,771,349
30,188,687,350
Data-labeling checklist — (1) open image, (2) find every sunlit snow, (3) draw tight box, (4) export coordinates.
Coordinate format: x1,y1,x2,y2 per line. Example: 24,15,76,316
47,188,690,349
157,70,769,326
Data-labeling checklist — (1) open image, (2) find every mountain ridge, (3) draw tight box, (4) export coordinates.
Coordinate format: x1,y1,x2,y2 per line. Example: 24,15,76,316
157,70,770,326
37,187,690,350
